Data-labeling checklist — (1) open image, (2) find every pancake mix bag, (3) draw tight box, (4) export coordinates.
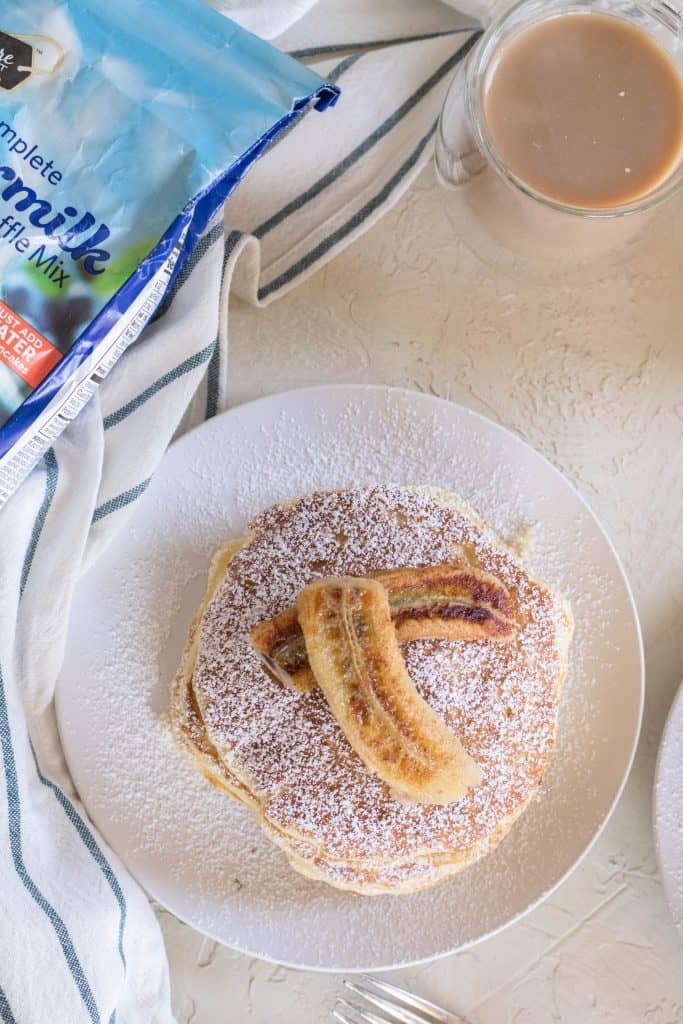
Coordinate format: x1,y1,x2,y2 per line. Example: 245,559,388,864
0,0,338,506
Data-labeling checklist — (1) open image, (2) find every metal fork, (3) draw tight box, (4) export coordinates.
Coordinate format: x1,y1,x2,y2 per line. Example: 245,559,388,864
333,976,472,1024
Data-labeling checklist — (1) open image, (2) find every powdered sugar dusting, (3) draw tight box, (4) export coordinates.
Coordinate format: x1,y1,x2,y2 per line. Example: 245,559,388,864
56,387,642,968
193,486,570,876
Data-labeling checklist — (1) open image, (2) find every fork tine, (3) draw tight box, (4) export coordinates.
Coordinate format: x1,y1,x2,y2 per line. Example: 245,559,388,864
343,982,430,1024
333,1011,352,1024
333,1006,361,1024
335,996,391,1024
356,976,468,1024
333,1008,359,1024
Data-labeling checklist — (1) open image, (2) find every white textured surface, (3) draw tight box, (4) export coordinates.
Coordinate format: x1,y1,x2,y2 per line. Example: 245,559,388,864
160,167,683,1021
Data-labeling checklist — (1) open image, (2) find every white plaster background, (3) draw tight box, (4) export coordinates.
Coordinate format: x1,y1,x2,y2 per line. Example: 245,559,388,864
159,166,683,1023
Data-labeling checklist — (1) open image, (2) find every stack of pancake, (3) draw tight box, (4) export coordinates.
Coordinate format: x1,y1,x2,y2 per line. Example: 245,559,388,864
170,486,573,895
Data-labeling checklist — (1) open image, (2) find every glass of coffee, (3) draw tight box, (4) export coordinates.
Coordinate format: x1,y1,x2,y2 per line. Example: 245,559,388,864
435,0,683,264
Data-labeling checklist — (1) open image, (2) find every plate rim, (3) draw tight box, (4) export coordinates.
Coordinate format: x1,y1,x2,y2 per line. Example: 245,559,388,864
56,383,645,972
653,679,683,936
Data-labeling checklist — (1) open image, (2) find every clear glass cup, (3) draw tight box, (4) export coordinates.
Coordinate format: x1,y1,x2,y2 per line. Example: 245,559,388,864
435,0,683,269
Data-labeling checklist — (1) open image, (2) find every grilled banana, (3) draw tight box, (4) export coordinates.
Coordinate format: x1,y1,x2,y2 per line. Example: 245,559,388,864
297,577,482,804
379,563,517,642
251,606,316,691
252,564,517,691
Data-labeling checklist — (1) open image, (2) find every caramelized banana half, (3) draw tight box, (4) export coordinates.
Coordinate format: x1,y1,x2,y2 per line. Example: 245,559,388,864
251,605,314,689
251,564,517,691
297,577,482,804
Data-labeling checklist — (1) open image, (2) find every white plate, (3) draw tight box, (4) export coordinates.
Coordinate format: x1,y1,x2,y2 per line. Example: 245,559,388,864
56,385,644,971
654,681,683,935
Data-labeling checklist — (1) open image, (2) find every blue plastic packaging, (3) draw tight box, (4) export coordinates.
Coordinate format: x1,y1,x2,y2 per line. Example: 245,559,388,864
0,0,338,504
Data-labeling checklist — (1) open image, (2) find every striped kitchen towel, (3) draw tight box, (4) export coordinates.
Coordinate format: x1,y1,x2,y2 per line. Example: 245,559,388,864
0,2,484,1021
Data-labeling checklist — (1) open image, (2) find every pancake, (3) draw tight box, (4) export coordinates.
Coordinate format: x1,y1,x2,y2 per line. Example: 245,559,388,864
170,486,573,895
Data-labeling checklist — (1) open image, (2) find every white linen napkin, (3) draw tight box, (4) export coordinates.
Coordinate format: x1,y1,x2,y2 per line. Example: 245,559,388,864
0,3,483,1021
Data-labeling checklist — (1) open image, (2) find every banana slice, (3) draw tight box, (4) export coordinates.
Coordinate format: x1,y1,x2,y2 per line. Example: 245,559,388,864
251,564,517,691
297,577,483,805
